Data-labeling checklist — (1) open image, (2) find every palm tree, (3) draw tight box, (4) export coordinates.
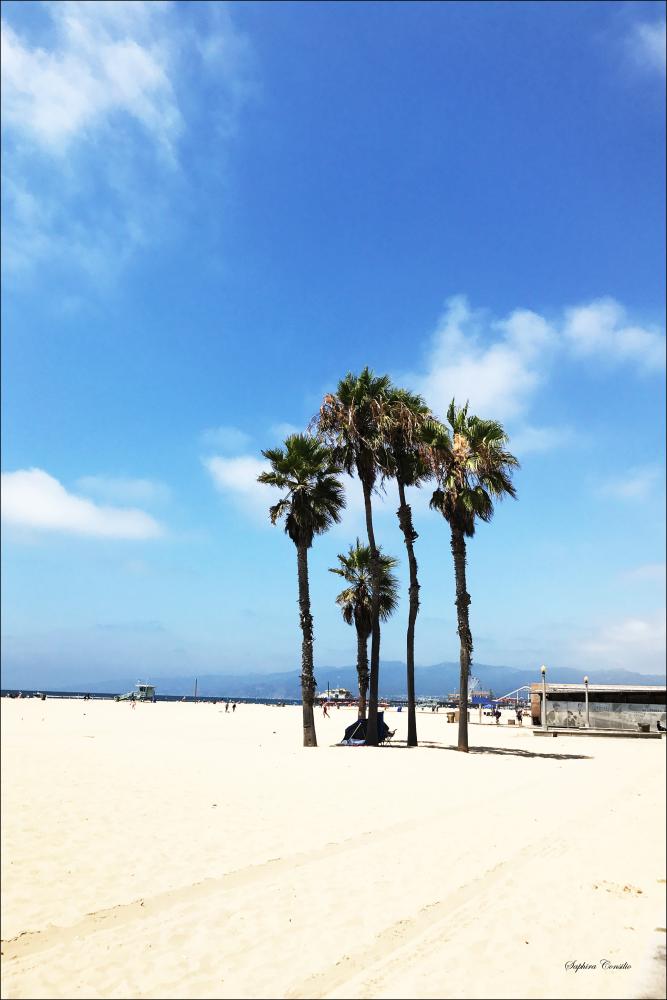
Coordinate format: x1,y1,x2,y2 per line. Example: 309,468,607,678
425,402,518,752
385,387,433,747
316,368,394,746
258,434,345,747
329,541,400,719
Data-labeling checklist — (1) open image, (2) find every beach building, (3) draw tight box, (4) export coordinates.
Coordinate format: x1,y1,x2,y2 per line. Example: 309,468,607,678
530,681,666,732
116,683,156,702
316,687,353,702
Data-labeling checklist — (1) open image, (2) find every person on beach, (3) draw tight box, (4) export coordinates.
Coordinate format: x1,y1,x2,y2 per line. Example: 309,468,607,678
225,702,229,713
323,703,329,718
495,708,501,724
516,708,523,725
232,703,237,712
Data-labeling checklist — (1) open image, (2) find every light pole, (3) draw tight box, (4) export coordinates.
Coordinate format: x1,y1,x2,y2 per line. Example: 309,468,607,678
584,675,589,728
541,665,547,730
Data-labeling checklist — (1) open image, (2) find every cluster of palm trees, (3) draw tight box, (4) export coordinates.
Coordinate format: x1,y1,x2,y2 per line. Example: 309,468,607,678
258,368,518,752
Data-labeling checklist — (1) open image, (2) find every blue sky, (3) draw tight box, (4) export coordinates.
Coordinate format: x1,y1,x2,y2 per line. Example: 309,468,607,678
1,0,665,686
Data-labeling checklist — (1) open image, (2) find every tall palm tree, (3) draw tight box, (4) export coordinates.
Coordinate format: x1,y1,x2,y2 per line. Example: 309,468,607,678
385,388,433,747
329,541,400,719
316,368,394,746
258,434,345,747
425,402,518,752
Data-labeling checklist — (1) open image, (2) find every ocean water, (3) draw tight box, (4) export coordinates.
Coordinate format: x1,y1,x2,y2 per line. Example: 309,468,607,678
0,689,302,706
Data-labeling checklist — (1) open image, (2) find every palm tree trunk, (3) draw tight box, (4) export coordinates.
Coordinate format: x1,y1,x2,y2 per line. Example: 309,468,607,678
362,480,381,746
450,525,472,752
354,617,370,719
297,541,317,747
397,479,419,747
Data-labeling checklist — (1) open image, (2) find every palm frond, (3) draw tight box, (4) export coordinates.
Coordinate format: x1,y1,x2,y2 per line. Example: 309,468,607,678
257,433,346,548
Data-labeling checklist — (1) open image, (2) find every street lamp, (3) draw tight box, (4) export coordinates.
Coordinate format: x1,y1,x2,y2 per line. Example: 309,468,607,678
541,665,547,730
584,675,590,728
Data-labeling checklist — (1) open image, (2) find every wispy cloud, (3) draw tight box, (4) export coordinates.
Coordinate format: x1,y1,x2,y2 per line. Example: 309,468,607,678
204,453,368,536
1,468,163,539
269,422,303,440
76,475,170,505
577,612,666,672
596,464,663,501
204,455,276,517
1,2,180,155
1,1,254,283
619,563,666,584
200,426,253,453
628,19,666,76
405,295,665,425
509,425,575,456
407,296,556,422
563,299,665,372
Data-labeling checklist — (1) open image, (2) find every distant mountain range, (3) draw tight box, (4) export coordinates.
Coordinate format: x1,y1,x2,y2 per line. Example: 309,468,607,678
2,660,665,699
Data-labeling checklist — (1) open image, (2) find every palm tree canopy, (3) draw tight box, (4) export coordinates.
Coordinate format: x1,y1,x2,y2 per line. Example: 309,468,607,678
425,400,519,537
315,367,394,490
329,539,400,631
385,387,433,488
258,434,345,548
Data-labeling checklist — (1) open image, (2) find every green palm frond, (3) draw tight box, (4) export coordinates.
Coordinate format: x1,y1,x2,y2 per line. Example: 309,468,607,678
425,401,518,536
329,539,400,628
257,434,346,548
314,367,396,491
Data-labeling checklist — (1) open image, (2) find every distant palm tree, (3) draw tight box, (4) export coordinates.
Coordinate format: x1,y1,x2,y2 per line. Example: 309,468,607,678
425,402,518,752
316,368,394,746
258,434,345,746
385,387,433,747
329,541,400,719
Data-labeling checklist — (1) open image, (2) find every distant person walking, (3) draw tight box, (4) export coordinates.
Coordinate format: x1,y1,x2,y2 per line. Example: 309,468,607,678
494,708,501,724
232,703,237,713
225,702,229,713
323,703,329,718
516,708,523,726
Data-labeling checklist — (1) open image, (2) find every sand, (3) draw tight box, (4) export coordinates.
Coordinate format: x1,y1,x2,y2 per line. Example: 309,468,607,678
1,698,665,1000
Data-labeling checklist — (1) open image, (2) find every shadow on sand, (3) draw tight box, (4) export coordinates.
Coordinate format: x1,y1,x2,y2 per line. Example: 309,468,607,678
376,739,591,761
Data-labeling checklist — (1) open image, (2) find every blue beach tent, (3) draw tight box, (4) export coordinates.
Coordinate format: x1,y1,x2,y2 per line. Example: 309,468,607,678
341,711,391,745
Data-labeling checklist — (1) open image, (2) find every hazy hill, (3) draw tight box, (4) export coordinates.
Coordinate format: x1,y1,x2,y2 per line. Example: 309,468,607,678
3,660,664,698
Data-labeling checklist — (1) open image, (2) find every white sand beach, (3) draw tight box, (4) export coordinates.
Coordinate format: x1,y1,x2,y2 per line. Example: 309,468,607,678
1,698,665,1000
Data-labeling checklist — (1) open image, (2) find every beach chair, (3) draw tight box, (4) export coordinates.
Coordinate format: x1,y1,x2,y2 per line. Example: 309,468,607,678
380,723,397,745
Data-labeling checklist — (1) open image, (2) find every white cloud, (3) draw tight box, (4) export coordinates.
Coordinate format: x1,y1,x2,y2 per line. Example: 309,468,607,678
204,453,368,536
1,468,163,539
509,425,574,456
563,299,665,372
407,296,556,422
619,563,666,584
597,464,663,501
204,455,277,517
76,475,170,505
200,426,253,453
269,422,303,440
406,295,665,425
1,1,254,281
629,20,666,75
1,3,180,155
577,612,666,672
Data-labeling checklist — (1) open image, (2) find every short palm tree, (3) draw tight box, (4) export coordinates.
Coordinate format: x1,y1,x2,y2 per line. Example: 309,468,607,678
258,434,345,747
329,541,400,719
385,387,433,747
315,368,394,746
425,402,518,752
